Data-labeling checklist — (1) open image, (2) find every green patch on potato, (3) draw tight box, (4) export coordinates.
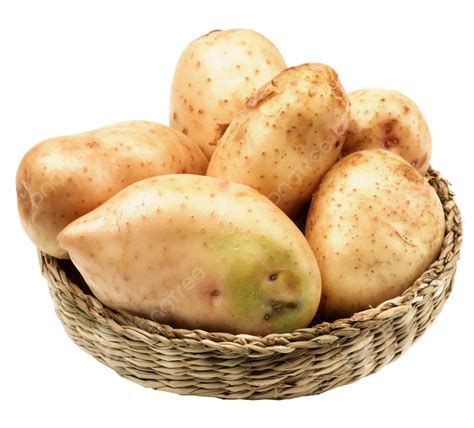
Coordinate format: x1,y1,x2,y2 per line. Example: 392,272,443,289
206,233,309,331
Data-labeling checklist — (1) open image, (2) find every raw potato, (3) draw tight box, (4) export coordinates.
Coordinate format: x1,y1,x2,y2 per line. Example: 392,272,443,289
207,63,350,218
17,121,207,258
305,149,445,320
170,29,286,159
343,89,432,174
58,174,321,335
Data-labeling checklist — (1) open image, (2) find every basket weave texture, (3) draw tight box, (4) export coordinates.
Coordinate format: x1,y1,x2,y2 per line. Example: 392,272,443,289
40,168,462,399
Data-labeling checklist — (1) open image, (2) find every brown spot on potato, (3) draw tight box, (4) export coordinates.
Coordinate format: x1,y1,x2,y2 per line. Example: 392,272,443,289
209,123,229,147
246,83,277,108
382,119,400,149
384,120,397,134
325,67,345,101
384,138,399,149
270,300,298,316
396,163,423,183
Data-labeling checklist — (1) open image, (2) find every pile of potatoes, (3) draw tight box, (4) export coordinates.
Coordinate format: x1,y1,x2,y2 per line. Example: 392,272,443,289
16,29,445,336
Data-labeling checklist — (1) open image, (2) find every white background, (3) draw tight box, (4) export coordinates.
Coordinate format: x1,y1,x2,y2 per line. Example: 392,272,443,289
1,0,472,427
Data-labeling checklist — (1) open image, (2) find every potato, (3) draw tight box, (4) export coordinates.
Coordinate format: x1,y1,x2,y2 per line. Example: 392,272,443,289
17,121,207,258
170,29,286,159
58,174,321,335
343,89,432,174
305,149,445,320
207,63,350,218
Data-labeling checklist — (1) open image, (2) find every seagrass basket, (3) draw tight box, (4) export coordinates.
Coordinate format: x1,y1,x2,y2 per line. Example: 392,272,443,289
40,168,462,399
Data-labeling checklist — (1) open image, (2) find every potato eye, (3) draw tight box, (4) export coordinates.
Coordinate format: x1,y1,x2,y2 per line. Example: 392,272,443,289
268,273,278,281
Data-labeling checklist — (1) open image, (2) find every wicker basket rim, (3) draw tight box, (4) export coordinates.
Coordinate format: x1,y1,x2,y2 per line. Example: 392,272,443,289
41,167,462,352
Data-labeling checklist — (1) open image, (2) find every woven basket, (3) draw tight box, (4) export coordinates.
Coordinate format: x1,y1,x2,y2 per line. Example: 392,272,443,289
40,168,462,399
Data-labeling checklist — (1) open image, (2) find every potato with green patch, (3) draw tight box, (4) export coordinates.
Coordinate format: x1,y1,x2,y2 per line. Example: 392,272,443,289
58,174,321,335
17,121,207,258
305,149,445,320
343,89,432,174
207,63,350,218
170,29,286,159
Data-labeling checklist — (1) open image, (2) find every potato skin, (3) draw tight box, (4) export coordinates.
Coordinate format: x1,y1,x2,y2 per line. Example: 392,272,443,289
207,63,349,218
16,121,207,258
58,175,321,335
305,149,445,320
170,29,286,159
343,89,432,175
